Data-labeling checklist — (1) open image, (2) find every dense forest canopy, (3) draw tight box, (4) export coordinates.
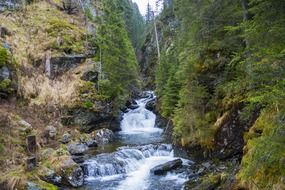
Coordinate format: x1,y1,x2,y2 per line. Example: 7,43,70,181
152,0,285,189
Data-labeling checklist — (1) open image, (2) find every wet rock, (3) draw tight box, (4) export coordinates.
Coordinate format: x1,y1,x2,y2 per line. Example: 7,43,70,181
145,99,156,111
85,139,97,147
138,91,154,99
45,125,57,139
47,55,86,79
81,70,98,83
0,66,11,81
38,167,62,185
61,132,72,144
52,156,84,187
26,156,37,171
61,159,84,187
128,104,139,110
92,128,114,144
27,182,41,190
63,108,119,132
150,159,183,175
125,99,139,110
68,143,89,155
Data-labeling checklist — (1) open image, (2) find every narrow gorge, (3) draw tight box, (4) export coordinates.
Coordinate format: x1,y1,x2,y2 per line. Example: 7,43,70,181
0,0,284,190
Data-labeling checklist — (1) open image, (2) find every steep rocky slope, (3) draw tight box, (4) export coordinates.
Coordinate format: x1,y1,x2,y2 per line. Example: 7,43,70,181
0,1,130,189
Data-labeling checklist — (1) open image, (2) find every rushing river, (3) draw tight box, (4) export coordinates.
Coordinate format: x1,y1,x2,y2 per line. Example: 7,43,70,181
80,92,190,190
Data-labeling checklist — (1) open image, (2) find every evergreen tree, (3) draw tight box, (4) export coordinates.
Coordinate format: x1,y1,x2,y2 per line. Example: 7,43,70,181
97,0,139,109
145,3,153,23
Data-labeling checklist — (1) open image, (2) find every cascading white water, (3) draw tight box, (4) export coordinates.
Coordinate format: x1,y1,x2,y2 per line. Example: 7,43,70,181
120,92,163,134
81,92,190,190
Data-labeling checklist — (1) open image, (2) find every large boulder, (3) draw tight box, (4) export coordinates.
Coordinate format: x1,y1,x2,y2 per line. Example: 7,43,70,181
150,159,183,175
38,167,62,185
62,107,120,132
68,143,89,155
18,119,33,137
123,99,139,111
53,155,84,187
81,70,98,83
92,128,114,144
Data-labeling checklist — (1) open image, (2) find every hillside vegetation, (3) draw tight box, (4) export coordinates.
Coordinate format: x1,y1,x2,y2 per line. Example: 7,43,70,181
147,0,285,189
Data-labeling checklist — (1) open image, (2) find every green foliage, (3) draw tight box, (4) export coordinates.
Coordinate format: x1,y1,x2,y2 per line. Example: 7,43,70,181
0,79,13,93
153,0,285,188
0,47,9,67
96,0,140,109
47,19,79,35
47,19,84,53
120,0,145,52
83,101,93,109
238,108,285,189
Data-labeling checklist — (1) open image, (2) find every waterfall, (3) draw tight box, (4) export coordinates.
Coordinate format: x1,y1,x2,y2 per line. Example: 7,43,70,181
120,92,162,134
81,92,190,190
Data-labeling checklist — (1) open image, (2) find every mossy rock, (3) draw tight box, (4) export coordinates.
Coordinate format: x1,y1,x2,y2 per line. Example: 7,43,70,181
41,153,83,187
27,180,58,190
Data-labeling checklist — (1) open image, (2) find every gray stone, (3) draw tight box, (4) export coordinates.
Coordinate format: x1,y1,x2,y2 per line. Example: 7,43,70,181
50,156,84,187
64,108,119,133
47,55,86,79
61,132,72,144
27,182,41,190
150,159,183,175
68,143,89,155
66,166,84,187
26,156,37,171
60,157,84,187
39,167,62,185
85,139,97,147
81,70,98,83
18,120,33,133
0,66,11,81
45,125,57,139
145,99,156,111
202,162,211,169
93,128,114,144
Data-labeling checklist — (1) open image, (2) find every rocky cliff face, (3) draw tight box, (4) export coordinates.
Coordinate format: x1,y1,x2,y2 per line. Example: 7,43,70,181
0,1,124,189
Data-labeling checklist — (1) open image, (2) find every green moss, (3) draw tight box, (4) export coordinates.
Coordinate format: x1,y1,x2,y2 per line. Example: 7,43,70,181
238,108,285,189
46,18,85,53
0,47,9,67
0,79,12,92
83,101,94,109
53,145,69,156
47,19,79,36
31,180,58,190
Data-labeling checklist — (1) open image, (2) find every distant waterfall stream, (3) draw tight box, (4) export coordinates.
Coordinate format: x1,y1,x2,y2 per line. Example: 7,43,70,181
80,92,191,190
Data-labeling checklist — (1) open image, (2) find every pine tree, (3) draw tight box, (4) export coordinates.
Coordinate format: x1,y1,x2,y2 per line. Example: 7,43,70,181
97,0,139,109
145,3,153,23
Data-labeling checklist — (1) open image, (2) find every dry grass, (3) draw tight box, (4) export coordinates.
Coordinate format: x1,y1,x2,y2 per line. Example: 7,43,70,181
0,1,91,106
